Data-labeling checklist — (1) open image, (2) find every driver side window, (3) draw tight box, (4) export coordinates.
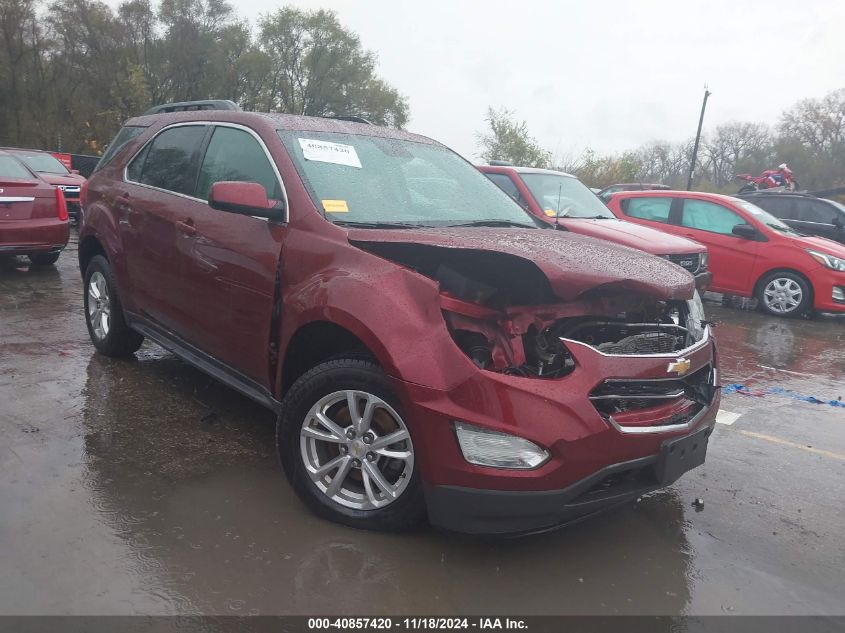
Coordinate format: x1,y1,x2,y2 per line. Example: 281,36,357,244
197,126,282,202
680,199,744,235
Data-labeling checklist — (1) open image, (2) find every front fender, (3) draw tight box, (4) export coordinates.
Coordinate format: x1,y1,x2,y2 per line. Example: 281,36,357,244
280,265,477,391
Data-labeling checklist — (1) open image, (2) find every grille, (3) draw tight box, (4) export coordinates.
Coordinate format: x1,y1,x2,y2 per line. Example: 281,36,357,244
596,331,684,355
664,253,701,274
589,364,715,429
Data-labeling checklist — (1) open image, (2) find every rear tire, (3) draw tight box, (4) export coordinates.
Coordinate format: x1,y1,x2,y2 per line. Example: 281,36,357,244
756,271,812,318
28,252,61,266
83,255,144,356
278,359,425,531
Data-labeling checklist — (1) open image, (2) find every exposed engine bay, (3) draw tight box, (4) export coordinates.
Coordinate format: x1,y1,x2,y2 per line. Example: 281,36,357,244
355,241,707,379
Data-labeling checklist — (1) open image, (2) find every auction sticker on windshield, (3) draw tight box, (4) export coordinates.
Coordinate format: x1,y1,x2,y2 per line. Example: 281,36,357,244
322,199,349,213
299,138,362,168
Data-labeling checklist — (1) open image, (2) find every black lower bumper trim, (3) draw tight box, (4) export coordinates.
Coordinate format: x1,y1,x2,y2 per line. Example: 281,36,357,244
425,426,713,536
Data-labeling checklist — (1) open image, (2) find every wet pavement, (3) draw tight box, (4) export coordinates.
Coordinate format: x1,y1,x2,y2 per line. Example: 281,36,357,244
1,231,844,616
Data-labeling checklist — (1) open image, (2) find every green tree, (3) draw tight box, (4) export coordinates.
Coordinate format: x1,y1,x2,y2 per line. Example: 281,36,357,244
477,107,550,168
257,8,408,127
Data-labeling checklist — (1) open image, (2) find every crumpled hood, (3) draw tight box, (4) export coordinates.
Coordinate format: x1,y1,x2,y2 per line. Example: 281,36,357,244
561,218,704,255
348,227,695,301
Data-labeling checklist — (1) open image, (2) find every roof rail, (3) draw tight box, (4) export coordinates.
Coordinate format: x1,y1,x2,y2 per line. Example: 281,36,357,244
142,100,242,115
489,160,513,166
331,115,373,125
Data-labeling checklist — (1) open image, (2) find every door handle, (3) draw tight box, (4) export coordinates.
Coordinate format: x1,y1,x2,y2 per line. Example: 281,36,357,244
176,219,196,236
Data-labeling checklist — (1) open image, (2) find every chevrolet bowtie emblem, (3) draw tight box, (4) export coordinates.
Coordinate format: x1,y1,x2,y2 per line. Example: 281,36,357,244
667,357,691,375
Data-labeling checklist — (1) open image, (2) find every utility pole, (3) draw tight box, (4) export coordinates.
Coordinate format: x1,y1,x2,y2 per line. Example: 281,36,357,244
686,85,711,190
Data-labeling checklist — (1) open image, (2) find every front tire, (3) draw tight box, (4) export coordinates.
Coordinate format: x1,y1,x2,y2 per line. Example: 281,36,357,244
28,251,61,266
83,255,144,356
737,184,757,194
756,271,812,318
278,359,425,531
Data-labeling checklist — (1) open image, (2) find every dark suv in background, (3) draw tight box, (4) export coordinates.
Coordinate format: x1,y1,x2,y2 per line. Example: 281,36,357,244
739,191,845,245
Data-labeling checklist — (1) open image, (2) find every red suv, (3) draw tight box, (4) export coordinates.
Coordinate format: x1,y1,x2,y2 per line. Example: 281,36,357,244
0,150,69,265
79,110,719,535
479,166,710,286
3,148,86,219
607,190,845,318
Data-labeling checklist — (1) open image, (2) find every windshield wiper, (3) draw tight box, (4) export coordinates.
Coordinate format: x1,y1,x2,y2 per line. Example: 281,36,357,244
333,221,430,229
449,219,536,229
570,215,614,220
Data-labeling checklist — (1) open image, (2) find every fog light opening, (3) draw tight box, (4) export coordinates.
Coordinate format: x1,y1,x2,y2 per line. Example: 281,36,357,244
453,421,549,469
833,286,845,303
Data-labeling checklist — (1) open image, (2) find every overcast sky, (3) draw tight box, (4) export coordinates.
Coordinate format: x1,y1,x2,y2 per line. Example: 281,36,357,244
189,0,845,160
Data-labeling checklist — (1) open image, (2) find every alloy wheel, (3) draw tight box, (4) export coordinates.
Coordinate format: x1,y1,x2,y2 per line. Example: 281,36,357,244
763,277,803,314
87,271,111,339
300,390,414,510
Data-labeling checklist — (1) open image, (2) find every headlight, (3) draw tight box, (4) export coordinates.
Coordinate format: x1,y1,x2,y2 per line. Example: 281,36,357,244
699,251,708,270
686,290,706,340
807,249,845,272
454,422,549,469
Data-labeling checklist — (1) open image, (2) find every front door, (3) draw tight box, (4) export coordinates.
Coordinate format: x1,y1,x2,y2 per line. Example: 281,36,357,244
675,198,759,294
174,124,287,388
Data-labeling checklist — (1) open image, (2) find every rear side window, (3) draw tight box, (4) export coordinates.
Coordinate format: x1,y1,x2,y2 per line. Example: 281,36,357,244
797,199,836,223
621,197,672,222
753,196,796,219
680,199,744,235
128,125,207,196
95,125,147,173
196,126,281,201
485,173,526,206
0,155,33,179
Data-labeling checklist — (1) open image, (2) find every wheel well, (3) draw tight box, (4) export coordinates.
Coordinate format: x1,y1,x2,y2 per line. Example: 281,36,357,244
78,236,107,278
753,268,814,300
281,321,375,394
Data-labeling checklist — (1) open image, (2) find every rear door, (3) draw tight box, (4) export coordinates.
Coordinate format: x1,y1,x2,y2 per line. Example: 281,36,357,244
175,123,287,387
792,198,842,241
120,123,210,330
675,198,759,293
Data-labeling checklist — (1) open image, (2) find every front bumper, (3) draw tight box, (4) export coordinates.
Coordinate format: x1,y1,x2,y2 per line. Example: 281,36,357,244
393,334,719,535
425,424,713,536
810,267,845,313
694,271,712,291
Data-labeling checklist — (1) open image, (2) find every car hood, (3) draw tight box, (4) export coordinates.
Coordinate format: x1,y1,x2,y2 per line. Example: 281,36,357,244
347,227,695,302
789,232,845,257
560,218,704,255
37,173,85,186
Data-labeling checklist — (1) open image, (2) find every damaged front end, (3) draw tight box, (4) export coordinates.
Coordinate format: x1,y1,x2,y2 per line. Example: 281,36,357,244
351,229,717,435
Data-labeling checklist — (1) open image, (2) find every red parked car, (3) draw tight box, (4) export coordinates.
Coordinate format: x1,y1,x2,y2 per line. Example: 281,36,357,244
479,166,710,285
79,108,719,535
606,190,845,318
0,150,69,265
3,148,86,219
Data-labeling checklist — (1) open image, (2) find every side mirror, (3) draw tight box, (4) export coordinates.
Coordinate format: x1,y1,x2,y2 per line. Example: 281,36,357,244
832,215,844,228
71,169,80,175
208,181,284,220
732,223,759,240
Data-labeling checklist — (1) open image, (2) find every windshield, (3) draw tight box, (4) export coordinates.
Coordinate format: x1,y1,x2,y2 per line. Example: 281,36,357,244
520,173,616,219
278,131,537,228
18,152,69,174
735,200,798,235
826,199,845,215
